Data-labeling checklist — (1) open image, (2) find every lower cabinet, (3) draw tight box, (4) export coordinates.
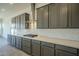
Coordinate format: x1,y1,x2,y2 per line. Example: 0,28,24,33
55,44,77,56
56,49,76,56
11,35,16,47
15,36,22,49
7,35,12,45
41,42,55,56
41,46,54,56
7,34,79,56
22,38,31,54
32,40,41,56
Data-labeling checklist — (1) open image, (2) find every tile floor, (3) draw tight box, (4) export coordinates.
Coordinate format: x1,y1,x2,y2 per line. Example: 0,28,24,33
0,37,29,56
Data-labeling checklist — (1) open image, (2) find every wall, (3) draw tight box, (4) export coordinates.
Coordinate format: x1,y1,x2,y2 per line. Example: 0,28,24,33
2,4,33,38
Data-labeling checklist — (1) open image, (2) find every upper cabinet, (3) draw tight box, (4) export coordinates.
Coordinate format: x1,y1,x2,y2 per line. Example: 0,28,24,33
68,4,79,28
37,5,48,29
49,4,68,28
11,13,29,29
37,3,79,29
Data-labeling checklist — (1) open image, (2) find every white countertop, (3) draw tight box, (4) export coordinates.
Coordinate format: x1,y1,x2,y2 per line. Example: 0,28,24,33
10,34,79,49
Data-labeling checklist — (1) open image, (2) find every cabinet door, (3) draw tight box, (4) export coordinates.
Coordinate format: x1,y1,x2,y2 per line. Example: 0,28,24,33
25,13,29,29
69,4,79,28
11,18,16,29
32,40,40,56
16,37,22,49
56,49,76,56
49,3,68,28
11,36,16,47
37,5,48,29
22,38,31,54
7,35,12,45
21,14,25,29
16,16,19,29
41,46,54,56
32,43,40,56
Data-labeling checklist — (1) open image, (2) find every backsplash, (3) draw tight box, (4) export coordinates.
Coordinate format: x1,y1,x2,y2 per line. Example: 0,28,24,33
13,29,79,41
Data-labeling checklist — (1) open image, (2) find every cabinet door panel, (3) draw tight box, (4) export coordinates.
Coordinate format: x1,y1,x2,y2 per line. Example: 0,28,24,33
37,5,48,28
16,37,22,49
32,43,40,56
49,3,67,28
41,46,54,56
56,44,77,54
22,38,31,54
56,49,76,56
11,36,16,47
7,35,12,44
69,4,79,27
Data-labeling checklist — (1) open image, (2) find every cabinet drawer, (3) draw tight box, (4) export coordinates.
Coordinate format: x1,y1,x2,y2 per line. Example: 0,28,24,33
22,39,31,48
41,41,54,48
23,38,31,41
41,45,54,56
56,49,77,56
32,40,40,44
55,44,77,54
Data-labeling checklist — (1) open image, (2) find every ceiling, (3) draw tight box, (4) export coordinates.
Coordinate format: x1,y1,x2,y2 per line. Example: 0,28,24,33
0,3,30,18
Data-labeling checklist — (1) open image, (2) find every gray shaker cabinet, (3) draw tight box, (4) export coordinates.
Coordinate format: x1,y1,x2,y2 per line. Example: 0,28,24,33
55,44,78,56
37,5,48,29
49,3,68,28
15,36,22,49
68,4,79,28
32,40,41,56
41,42,55,56
22,38,31,54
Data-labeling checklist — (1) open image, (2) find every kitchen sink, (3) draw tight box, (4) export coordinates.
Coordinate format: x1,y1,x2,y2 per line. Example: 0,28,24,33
23,34,38,38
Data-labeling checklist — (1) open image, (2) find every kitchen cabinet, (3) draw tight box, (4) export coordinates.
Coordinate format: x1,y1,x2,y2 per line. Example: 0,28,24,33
32,40,41,56
15,36,22,49
11,13,29,30
37,5,48,29
55,44,77,56
7,34,12,45
68,4,79,28
7,34,79,56
49,4,68,28
22,38,31,54
41,42,55,56
37,3,79,28
11,35,16,47
37,3,68,28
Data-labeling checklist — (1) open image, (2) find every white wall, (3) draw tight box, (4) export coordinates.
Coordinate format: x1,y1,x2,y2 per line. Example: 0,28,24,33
2,4,33,38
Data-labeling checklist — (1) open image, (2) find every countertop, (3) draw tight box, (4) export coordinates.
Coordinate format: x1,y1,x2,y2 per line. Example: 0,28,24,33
10,34,79,49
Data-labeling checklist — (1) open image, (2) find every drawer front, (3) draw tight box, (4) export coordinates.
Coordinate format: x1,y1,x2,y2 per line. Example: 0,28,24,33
41,41,54,48
22,39,31,48
22,46,31,54
32,40,40,44
56,49,77,56
41,45,54,56
56,44,77,54
23,38,31,41
32,43,40,56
